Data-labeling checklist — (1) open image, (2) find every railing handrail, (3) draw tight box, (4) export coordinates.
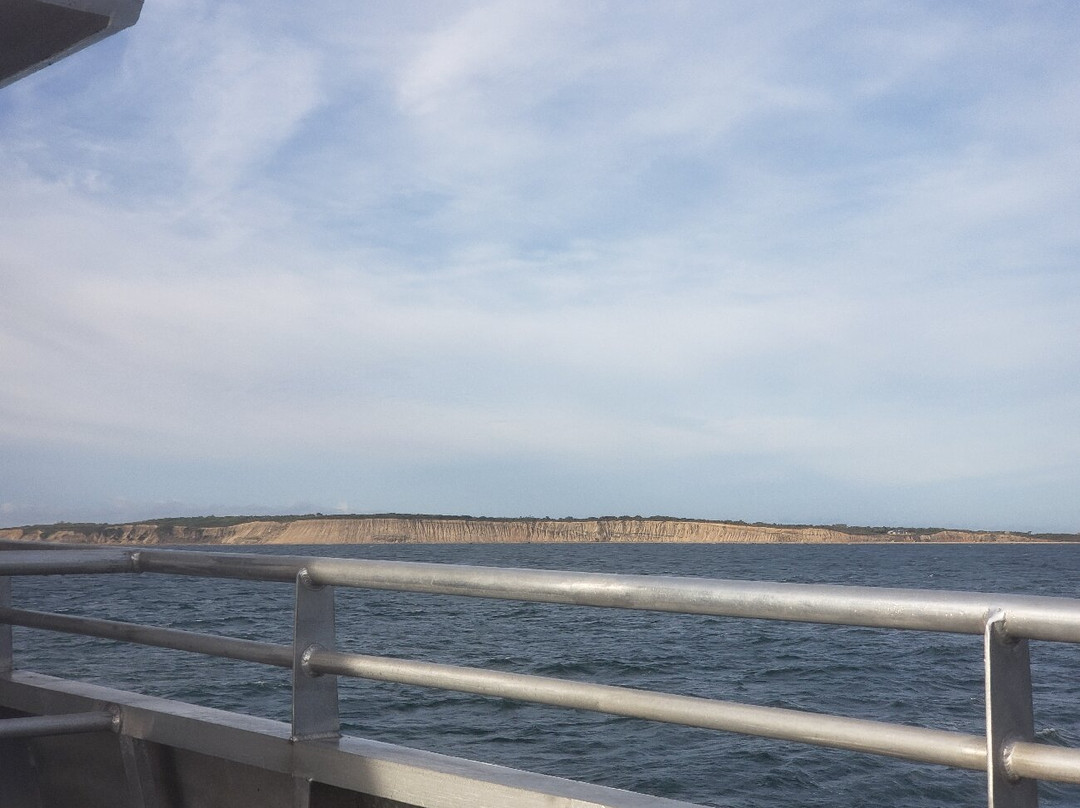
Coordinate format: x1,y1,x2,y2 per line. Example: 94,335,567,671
2,544,1080,806
4,547,1080,640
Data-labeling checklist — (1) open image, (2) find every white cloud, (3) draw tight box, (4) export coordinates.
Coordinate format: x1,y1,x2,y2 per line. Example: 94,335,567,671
174,32,324,196
2,2,1079,530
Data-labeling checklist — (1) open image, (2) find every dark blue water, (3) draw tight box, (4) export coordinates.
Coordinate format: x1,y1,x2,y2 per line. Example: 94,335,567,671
10,543,1080,807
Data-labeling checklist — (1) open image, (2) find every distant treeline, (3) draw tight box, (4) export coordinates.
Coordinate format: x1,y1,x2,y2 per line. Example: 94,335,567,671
13,513,1078,542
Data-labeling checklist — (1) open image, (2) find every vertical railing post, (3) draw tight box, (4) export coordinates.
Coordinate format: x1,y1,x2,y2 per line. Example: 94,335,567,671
1,577,12,675
292,568,339,741
985,610,1038,808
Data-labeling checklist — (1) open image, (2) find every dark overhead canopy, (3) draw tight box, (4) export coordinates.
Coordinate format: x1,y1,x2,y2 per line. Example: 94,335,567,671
0,0,143,89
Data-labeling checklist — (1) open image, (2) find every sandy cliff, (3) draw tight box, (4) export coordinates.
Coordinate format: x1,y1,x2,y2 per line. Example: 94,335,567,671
0,517,1058,545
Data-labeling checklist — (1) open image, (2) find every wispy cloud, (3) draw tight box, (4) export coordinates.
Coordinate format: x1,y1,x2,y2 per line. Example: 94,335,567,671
1,1,1078,530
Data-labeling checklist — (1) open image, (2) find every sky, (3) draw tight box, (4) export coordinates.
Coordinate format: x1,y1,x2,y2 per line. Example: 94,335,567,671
1,2,1078,532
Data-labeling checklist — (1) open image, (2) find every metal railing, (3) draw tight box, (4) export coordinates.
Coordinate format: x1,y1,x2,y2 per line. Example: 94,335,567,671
2,546,1080,807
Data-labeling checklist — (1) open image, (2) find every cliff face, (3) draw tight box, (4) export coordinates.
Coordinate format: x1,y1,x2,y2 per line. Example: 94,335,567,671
0,517,1051,546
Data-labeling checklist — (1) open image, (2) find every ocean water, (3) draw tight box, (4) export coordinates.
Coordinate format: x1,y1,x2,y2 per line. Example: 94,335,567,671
10,542,1080,807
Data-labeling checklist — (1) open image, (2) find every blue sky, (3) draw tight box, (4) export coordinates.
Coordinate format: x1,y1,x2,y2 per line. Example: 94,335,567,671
2,1,1078,532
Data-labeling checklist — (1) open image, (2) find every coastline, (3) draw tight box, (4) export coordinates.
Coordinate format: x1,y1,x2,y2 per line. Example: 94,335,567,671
1,515,1075,546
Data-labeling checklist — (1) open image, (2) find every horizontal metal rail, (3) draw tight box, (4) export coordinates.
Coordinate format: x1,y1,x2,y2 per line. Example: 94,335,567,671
0,607,293,668
312,648,1080,785
6,548,1080,642
306,649,989,772
1008,742,1080,786
6,602,1080,786
0,549,134,576
0,710,117,738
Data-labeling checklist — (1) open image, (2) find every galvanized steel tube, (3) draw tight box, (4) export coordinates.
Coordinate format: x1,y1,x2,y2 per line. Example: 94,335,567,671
308,649,988,772
10,547,1080,641
137,549,302,582
0,545,1069,643
0,549,135,576
0,607,292,668
0,710,117,738
1006,740,1080,786
135,550,1080,642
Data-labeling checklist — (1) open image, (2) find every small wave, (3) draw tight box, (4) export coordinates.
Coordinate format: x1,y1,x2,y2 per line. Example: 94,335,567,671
1036,726,1069,746
532,660,599,677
